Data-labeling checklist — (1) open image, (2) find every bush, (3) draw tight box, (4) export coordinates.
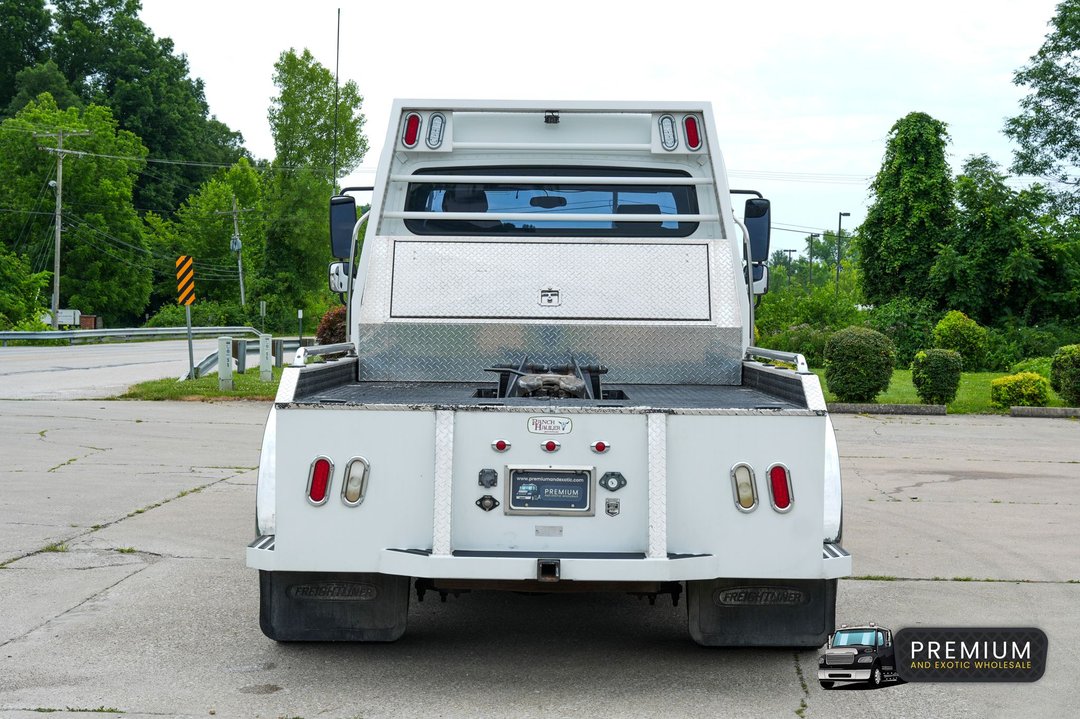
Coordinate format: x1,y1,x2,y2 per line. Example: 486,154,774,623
316,305,347,345
1010,356,1052,379
866,297,938,367
756,323,832,368
990,372,1050,409
145,300,247,328
1050,344,1080,406
911,349,962,404
824,326,896,402
932,311,987,370
982,328,1023,372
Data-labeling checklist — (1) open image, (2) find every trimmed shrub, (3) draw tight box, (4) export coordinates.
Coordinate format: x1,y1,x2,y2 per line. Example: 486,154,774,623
989,372,1050,409
824,326,896,402
316,305,347,345
910,349,962,405
1050,344,1080,406
757,323,833,368
932,311,987,370
866,297,938,367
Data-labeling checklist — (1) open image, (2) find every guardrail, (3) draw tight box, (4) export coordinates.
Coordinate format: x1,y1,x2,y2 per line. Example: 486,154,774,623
0,326,265,346
188,338,304,380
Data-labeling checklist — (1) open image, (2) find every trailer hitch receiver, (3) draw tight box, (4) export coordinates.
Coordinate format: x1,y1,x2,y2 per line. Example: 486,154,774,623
537,559,561,582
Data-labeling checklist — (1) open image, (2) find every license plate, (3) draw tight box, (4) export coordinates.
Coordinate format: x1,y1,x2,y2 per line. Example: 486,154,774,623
506,466,594,516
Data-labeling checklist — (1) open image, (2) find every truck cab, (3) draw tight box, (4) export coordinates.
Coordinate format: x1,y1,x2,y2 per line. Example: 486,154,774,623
247,100,850,646
819,624,899,688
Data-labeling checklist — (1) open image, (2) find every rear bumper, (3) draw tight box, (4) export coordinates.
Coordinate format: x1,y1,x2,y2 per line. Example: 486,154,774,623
247,536,852,580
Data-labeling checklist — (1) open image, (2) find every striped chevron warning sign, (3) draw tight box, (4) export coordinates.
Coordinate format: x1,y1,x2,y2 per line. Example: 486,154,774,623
176,255,195,306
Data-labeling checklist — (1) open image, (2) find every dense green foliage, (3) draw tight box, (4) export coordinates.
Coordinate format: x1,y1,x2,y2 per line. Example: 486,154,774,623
932,311,988,370
1005,0,1080,210
823,327,896,402
866,296,938,366
0,245,50,329
1050,344,1080,405
911,349,962,404
990,372,1051,408
857,112,954,306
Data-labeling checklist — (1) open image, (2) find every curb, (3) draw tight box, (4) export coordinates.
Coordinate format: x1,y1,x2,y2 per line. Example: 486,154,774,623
828,403,946,415
1010,406,1080,418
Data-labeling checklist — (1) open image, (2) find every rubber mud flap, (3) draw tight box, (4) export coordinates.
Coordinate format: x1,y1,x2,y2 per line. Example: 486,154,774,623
260,570,410,642
686,578,836,647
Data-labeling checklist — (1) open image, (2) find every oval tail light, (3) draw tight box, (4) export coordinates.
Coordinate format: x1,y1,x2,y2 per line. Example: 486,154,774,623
342,456,370,506
426,112,446,149
658,114,679,151
769,464,793,512
307,456,334,505
683,115,702,151
731,463,757,512
401,112,422,148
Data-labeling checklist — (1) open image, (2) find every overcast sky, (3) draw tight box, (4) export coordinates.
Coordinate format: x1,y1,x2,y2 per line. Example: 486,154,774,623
139,0,1061,255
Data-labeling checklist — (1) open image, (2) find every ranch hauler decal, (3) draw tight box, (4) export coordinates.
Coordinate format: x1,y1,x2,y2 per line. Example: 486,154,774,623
527,416,572,435
895,627,1047,682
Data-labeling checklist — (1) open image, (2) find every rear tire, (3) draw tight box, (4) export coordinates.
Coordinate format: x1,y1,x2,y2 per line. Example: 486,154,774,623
259,570,410,642
819,681,834,690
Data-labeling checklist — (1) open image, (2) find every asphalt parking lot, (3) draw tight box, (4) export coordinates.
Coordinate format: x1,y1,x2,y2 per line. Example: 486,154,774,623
0,401,1077,718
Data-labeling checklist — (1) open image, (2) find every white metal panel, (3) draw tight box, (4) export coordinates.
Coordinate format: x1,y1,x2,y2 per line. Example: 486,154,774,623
390,241,711,320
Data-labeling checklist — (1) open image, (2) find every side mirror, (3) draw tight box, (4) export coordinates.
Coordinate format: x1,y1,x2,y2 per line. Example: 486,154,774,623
744,198,771,263
328,261,349,294
752,264,768,296
329,195,358,259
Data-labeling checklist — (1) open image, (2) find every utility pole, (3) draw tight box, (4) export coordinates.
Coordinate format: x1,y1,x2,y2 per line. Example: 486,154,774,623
230,195,246,307
807,233,820,289
36,129,90,329
782,248,797,289
836,212,850,294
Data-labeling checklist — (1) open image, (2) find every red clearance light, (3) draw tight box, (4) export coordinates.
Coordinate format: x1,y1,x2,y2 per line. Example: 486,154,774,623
307,456,333,505
492,439,510,452
769,464,792,512
591,441,609,453
402,112,422,148
543,440,560,452
683,115,702,151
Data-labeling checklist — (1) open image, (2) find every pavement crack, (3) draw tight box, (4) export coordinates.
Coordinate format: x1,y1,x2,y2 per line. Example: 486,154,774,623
0,562,151,650
793,651,811,717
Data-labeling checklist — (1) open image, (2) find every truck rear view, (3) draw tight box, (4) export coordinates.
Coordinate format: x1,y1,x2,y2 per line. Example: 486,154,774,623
247,101,849,646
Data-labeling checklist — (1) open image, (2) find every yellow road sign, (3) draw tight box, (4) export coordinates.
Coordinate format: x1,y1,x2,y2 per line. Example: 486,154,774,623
176,255,195,306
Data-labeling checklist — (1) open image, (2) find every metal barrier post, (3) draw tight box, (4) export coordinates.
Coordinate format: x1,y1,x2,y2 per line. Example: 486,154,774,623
259,334,272,381
273,339,284,367
235,339,248,374
218,336,233,391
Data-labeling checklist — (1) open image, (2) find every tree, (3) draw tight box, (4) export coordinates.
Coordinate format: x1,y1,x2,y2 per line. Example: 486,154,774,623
0,94,151,325
1004,0,1080,209
856,112,955,307
268,48,368,182
0,244,50,329
7,60,83,115
0,0,50,112
52,0,246,211
931,155,1058,324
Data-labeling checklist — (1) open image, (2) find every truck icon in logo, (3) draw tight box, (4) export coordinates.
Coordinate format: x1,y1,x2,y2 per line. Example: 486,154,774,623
515,482,539,501
818,623,902,689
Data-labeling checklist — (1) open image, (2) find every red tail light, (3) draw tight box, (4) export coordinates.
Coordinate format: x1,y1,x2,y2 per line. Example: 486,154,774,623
307,457,333,505
769,464,792,512
402,112,422,148
683,115,702,151
543,440,560,452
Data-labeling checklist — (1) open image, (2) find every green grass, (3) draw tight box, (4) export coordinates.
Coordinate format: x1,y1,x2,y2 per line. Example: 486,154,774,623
113,366,284,401
41,542,68,553
815,368,1067,414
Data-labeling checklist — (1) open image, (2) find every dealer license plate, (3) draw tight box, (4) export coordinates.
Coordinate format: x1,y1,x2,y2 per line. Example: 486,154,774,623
506,467,594,516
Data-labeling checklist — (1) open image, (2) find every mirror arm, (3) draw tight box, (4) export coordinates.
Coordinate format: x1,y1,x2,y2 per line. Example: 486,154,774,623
344,211,370,345
732,213,755,347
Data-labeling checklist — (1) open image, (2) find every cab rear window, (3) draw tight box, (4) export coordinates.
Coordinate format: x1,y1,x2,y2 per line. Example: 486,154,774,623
404,166,699,237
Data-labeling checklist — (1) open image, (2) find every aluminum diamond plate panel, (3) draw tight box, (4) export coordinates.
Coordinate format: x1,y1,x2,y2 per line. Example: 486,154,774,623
355,322,742,384
432,410,454,556
390,241,711,320
647,413,667,559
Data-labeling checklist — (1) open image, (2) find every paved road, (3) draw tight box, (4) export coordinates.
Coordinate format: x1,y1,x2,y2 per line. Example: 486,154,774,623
0,403,1076,717
0,340,218,400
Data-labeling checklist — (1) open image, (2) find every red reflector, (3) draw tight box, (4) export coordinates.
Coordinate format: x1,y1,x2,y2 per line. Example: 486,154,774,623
593,441,607,453
683,115,702,151
402,113,422,148
769,465,791,510
494,440,508,452
544,440,558,452
309,457,332,504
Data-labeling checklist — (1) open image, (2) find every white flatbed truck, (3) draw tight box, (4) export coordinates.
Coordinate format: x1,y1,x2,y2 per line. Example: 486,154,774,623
246,100,850,646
